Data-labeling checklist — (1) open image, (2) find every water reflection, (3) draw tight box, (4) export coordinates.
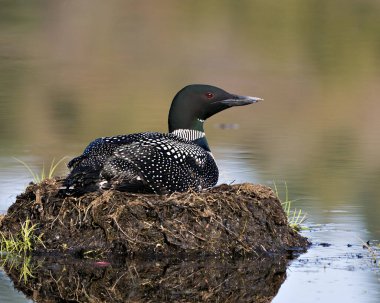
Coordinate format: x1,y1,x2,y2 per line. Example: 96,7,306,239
0,270,31,303
4,254,291,303
274,227,380,303
214,146,261,185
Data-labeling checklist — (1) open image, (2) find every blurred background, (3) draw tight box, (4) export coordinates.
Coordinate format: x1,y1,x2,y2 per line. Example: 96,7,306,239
0,1,380,301
1,0,379,229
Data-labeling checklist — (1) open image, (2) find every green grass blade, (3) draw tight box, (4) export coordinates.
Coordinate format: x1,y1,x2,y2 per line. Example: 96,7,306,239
273,181,307,231
48,157,68,179
13,156,68,183
13,157,40,183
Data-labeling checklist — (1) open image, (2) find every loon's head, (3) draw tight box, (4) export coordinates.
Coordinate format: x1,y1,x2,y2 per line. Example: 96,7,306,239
168,84,262,133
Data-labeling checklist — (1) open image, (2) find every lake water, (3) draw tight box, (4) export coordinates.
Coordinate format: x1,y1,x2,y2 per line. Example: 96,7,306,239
1,1,380,302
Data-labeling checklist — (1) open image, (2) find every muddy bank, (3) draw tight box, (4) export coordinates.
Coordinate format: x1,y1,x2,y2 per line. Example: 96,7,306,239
4,253,290,303
0,179,309,256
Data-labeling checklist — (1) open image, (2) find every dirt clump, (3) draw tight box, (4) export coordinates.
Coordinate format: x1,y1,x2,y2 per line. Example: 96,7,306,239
0,178,309,256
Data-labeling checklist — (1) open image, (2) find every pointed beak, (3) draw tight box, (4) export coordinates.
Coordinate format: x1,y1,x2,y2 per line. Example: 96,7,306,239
219,95,263,106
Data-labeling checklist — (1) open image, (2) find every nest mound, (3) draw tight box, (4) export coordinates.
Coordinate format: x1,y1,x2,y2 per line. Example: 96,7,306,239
0,179,308,256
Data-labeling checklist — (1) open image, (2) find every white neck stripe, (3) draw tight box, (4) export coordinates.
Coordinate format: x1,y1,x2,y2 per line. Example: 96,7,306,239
171,129,205,141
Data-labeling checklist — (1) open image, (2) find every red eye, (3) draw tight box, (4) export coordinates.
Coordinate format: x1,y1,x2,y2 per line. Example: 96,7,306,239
205,92,214,99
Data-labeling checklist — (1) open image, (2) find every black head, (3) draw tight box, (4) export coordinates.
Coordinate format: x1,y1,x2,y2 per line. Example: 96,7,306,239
168,84,262,132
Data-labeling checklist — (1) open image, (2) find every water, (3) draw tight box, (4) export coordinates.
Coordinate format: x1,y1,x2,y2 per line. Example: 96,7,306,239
1,0,380,301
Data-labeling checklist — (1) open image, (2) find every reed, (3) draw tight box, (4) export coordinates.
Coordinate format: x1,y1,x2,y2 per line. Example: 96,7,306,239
14,157,67,183
0,218,45,254
273,181,307,231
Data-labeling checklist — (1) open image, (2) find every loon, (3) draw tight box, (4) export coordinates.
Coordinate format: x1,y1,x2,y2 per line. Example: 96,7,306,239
61,84,262,195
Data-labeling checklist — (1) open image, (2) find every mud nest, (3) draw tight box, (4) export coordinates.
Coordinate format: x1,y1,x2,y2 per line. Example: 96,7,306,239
0,179,308,257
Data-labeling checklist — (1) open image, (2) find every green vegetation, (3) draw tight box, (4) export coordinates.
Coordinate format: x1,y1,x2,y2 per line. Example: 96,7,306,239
273,181,307,231
0,254,40,283
0,218,45,254
17,255,37,283
14,157,67,183
0,218,43,282
83,249,105,259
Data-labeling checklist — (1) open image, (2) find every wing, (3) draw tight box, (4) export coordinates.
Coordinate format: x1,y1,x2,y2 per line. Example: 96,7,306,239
62,133,162,195
100,135,218,194
100,153,152,193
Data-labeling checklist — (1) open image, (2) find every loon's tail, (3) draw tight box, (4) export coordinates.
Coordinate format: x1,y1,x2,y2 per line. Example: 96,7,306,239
58,167,100,197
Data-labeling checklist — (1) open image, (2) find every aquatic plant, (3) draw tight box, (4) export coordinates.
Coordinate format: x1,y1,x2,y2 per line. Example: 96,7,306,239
0,254,39,283
13,157,68,184
273,181,307,231
0,218,45,254
360,239,380,270
17,255,37,283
